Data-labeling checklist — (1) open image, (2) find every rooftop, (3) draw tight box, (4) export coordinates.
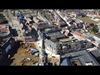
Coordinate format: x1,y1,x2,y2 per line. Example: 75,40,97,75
71,31,86,40
58,40,95,54
60,57,71,66
0,37,11,47
36,22,53,30
0,14,8,24
0,24,9,33
90,49,100,58
0,14,10,37
62,50,99,66
39,10,55,24
45,27,66,40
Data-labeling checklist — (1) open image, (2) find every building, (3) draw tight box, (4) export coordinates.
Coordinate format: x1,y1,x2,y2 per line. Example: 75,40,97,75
0,14,10,37
45,29,65,40
34,22,53,31
71,31,86,41
45,32,95,56
61,27,70,36
44,28,67,55
0,13,16,65
61,50,99,66
60,57,71,66
0,14,8,24
90,49,100,64
23,27,39,42
0,24,10,37
86,10,100,18
0,37,15,65
34,22,53,40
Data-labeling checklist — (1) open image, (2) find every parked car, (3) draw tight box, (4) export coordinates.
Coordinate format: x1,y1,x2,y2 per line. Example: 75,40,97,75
29,48,39,56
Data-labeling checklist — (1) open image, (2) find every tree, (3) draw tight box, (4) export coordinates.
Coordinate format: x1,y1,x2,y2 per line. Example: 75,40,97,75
88,23,98,34
91,25,99,34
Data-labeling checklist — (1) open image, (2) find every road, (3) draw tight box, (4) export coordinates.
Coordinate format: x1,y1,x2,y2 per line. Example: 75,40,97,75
55,10,71,26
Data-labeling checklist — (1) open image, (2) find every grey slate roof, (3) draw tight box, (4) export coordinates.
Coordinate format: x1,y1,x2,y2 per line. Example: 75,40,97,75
62,50,99,66
91,49,100,58
60,58,69,66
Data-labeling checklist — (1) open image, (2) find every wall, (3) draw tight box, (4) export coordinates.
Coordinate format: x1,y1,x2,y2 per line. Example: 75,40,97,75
45,39,57,55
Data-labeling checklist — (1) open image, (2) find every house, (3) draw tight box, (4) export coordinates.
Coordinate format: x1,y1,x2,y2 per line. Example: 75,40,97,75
61,27,70,36
71,31,86,41
22,25,39,42
45,31,66,40
44,28,66,55
44,39,59,55
45,32,95,56
60,57,71,66
61,50,99,66
87,10,100,18
0,37,15,65
0,14,10,37
0,14,8,24
59,39,95,54
0,24,10,37
0,14,15,61
90,49,100,64
44,28,73,56
33,22,53,40
34,22,52,31
24,36,36,42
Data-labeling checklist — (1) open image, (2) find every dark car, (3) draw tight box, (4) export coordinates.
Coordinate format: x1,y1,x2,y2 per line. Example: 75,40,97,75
30,48,39,56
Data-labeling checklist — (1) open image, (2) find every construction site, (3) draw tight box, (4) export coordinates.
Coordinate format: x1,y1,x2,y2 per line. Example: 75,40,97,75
10,42,39,66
